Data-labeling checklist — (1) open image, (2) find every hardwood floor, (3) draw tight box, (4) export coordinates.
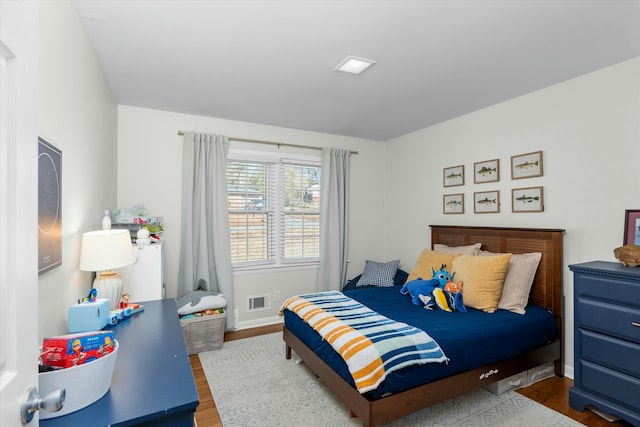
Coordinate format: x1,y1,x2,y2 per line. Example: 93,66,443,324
190,324,631,427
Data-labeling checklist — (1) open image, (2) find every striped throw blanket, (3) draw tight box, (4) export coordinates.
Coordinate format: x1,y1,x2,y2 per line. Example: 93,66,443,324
282,291,448,393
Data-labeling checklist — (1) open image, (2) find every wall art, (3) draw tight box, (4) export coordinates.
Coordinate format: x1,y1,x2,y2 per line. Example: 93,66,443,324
443,165,464,187
443,193,464,214
474,158,499,184
511,150,543,179
474,190,500,214
512,186,544,213
38,137,62,274
623,209,640,245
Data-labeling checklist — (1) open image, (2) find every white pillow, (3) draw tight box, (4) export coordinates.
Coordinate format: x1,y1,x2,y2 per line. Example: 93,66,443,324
433,243,481,256
479,251,542,314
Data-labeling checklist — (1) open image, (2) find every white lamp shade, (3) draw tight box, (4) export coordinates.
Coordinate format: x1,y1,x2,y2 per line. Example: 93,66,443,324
79,229,135,272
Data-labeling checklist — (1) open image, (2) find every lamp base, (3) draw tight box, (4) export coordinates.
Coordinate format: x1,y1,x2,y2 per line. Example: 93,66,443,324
94,271,123,311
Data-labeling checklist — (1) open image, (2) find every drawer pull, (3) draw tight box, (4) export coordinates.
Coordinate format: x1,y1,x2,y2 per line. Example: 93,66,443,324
633,322,640,327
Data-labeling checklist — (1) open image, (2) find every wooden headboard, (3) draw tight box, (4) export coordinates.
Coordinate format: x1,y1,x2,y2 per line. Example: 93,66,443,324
431,225,565,353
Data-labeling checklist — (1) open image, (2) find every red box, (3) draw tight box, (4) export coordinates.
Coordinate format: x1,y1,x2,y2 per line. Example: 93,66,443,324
41,331,116,369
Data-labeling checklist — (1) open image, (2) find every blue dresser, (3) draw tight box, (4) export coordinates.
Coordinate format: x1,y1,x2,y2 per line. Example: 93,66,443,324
41,299,199,426
569,261,640,426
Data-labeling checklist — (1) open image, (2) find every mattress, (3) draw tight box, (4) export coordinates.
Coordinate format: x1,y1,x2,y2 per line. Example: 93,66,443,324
283,284,557,398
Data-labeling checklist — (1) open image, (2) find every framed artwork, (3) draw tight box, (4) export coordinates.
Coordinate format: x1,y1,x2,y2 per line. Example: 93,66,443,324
443,165,464,187
38,137,62,274
511,150,543,179
623,209,640,245
474,158,499,184
474,190,500,214
443,193,464,214
512,186,544,213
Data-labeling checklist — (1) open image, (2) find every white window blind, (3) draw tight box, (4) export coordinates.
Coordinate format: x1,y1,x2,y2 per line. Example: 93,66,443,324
227,156,320,269
227,160,276,266
281,163,321,262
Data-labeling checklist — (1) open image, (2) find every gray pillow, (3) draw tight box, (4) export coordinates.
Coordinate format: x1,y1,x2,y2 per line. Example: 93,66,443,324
357,259,400,287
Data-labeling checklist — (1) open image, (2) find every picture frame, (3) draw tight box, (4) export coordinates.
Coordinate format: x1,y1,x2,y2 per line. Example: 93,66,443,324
443,193,464,214
474,158,499,184
474,190,500,214
512,186,544,213
623,209,640,245
38,137,63,275
443,165,464,187
511,150,543,179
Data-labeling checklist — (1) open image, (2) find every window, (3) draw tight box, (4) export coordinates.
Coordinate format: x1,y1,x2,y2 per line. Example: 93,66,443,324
227,153,321,269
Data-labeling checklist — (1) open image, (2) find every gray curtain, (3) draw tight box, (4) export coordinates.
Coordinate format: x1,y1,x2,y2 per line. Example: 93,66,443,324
316,147,351,292
178,132,234,329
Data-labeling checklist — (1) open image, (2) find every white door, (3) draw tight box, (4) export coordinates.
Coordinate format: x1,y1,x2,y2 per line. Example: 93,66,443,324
0,1,40,426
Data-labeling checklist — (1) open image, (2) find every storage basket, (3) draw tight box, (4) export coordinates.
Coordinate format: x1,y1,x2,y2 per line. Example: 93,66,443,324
39,340,119,418
180,314,225,354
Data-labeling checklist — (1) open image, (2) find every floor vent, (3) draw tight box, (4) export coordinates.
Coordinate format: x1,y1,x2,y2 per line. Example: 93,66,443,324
248,294,270,312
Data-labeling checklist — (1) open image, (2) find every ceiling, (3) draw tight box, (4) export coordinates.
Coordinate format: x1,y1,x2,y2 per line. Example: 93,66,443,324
74,0,640,141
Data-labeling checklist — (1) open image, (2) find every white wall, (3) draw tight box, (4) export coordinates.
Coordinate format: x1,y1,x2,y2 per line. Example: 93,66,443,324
383,57,640,377
117,105,386,327
31,2,639,381
37,1,118,340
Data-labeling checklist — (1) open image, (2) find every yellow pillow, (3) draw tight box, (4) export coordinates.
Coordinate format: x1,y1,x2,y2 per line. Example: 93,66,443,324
452,253,512,313
407,249,458,283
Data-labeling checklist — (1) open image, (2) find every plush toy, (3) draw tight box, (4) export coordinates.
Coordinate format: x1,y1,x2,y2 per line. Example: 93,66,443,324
418,288,452,312
400,264,452,306
443,280,466,312
401,264,466,312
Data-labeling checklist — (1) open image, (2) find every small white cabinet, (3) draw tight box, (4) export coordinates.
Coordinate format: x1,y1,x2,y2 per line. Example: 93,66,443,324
116,241,165,302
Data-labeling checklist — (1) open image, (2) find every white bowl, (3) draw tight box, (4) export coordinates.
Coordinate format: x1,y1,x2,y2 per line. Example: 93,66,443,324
39,340,119,419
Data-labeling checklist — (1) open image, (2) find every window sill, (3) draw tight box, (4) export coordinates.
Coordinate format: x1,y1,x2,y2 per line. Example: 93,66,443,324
232,262,319,276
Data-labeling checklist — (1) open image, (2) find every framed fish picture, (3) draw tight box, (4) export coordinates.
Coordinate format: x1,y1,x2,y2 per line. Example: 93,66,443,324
512,186,544,212
443,165,464,187
443,193,464,214
474,159,499,183
511,151,543,179
474,190,500,213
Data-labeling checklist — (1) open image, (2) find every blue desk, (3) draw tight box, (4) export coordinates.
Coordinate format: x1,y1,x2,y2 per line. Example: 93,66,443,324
41,299,199,426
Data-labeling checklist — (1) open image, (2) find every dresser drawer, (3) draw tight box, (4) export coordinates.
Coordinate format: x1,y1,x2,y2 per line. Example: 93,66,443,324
579,329,640,377
577,298,640,345
579,360,640,411
576,273,640,308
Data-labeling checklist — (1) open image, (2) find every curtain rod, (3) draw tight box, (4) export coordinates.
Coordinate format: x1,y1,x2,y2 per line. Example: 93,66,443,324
177,130,358,155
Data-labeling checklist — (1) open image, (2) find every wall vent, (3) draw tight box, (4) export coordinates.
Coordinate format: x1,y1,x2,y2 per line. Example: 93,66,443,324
248,294,270,312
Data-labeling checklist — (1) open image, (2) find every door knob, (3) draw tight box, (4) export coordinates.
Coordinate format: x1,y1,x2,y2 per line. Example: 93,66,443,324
20,386,65,424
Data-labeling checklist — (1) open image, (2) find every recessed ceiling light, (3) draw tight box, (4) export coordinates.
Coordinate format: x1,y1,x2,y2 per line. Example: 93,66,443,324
334,56,376,75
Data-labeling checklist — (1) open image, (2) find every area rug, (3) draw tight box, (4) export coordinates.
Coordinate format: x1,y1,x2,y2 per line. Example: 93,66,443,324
199,333,583,426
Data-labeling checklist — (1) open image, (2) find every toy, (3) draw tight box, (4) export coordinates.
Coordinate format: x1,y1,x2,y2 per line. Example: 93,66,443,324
41,331,116,369
119,293,130,309
443,280,467,312
400,264,452,306
401,265,466,312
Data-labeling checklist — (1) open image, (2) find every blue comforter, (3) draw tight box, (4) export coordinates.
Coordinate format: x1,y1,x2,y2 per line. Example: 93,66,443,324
283,284,557,398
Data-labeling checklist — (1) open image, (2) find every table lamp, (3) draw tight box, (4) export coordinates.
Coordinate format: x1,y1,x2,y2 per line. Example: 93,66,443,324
79,229,136,310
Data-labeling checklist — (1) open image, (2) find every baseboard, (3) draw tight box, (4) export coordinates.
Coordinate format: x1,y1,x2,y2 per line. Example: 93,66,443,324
563,364,574,380
233,316,283,331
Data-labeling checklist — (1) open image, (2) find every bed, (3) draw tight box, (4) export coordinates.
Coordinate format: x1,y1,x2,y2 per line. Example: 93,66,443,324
282,225,565,427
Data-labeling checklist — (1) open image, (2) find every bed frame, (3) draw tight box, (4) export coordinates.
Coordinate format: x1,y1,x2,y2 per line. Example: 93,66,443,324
283,225,565,427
